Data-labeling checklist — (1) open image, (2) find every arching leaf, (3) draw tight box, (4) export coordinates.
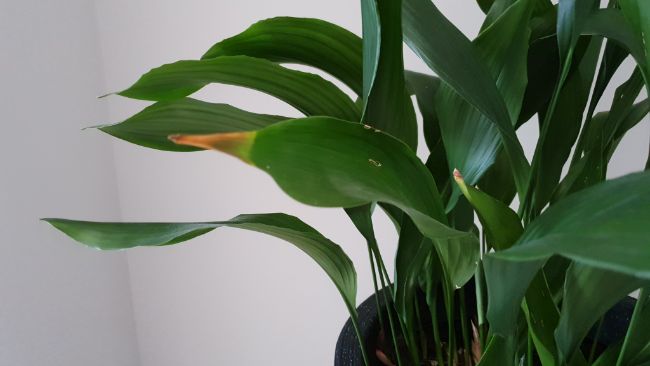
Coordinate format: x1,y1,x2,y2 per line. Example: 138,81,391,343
117,55,360,121
98,98,287,152
202,17,363,95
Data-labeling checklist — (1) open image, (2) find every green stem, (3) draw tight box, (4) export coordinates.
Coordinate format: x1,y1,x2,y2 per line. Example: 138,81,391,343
460,289,472,366
527,331,534,366
430,288,445,366
476,235,487,347
368,243,386,331
587,317,604,365
616,288,647,366
348,310,371,366
414,299,427,360
442,271,456,366
374,249,404,366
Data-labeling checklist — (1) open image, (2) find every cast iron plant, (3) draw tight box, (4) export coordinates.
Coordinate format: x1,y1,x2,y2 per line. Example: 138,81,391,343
46,0,650,364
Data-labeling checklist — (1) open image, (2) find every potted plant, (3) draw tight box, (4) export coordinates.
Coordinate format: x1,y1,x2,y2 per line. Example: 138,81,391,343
45,0,650,364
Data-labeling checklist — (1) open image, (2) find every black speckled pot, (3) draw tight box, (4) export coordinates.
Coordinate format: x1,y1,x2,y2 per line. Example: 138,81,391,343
334,289,636,366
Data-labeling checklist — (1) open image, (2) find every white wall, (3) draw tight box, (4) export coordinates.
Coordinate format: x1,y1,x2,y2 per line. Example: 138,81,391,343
0,1,140,365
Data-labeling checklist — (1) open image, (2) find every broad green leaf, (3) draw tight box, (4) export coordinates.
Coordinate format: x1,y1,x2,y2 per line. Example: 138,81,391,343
559,70,647,200
44,213,357,311
477,148,517,205
404,71,441,155
435,232,480,290
484,257,544,336
608,99,650,160
482,0,553,31
432,0,533,209
169,117,476,248
360,0,380,101
97,98,287,152
477,335,517,366
202,17,363,95
529,37,602,212
453,169,523,250
402,0,531,200
360,0,418,149
517,35,559,128
557,0,599,67
619,0,650,87
583,8,649,86
394,216,432,364
494,171,650,278
555,264,645,362
572,39,630,166
582,69,645,161
117,55,360,121
523,273,560,366
482,0,516,30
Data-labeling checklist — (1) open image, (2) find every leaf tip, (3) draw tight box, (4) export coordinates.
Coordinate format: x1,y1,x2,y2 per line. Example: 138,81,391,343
453,168,464,181
169,132,255,163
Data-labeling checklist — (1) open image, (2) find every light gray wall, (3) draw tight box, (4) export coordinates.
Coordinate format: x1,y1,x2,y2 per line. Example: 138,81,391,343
0,1,140,365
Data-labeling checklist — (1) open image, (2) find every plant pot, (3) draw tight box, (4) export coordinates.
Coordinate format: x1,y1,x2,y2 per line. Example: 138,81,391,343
334,288,636,366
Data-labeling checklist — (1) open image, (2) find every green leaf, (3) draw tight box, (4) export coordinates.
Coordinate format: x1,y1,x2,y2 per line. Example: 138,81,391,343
477,335,517,366
619,0,650,87
117,55,360,121
477,148,517,205
170,117,476,248
394,216,433,363
97,98,287,152
607,99,650,160
453,169,523,251
557,0,599,66
583,8,649,86
402,0,531,200
201,17,362,96
484,257,545,336
360,0,418,149
44,213,357,310
404,70,441,155
436,0,533,207
524,273,560,366
622,289,650,365
555,264,645,362
529,37,602,212
582,69,645,161
517,33,559,128
494,171,650,278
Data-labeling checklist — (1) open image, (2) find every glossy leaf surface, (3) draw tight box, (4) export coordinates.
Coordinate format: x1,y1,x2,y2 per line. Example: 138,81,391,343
118,55,360,121
44,213,357,310
496,172,650,278
555,264,644,362
435,0,533,208
171,117,473,244
98,98,287,152
202,17,363,95
403,0,530,199
361,0,418,149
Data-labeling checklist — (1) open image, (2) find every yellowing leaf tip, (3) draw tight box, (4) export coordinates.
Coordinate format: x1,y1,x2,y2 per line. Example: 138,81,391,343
169,131,255,163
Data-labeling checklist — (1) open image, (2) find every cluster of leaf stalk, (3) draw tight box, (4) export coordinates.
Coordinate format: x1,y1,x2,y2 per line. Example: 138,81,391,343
44,0,650,365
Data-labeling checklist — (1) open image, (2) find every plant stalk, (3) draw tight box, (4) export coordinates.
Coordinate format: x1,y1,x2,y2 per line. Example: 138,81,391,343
615,288,647,366
460,289,472,366
430,289,446,366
